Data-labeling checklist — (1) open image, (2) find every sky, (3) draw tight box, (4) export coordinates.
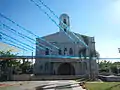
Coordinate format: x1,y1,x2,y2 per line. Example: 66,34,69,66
0,0,120,59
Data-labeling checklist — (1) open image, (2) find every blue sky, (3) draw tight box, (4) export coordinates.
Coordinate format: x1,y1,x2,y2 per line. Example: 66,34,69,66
0,0,120,58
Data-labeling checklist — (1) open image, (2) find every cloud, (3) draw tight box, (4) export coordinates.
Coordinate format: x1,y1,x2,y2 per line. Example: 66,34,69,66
0,42,21,52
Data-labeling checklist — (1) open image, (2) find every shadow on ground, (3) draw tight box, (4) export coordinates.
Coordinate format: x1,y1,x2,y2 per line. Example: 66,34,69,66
35,83,80,90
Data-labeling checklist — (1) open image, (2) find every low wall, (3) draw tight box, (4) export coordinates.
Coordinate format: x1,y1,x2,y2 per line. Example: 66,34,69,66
106,76,120,82
99,75,120,82
11,74,31,81
11,74,87,81
31,75,88,80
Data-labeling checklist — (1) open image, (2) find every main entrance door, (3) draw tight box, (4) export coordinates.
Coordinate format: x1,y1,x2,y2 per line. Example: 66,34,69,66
57,63,75,75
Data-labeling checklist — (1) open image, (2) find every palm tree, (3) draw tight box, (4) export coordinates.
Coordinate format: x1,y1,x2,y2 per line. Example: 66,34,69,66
78,48,86,59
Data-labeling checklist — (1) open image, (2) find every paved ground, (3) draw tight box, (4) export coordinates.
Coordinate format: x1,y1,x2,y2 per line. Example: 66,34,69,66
0,80,86,90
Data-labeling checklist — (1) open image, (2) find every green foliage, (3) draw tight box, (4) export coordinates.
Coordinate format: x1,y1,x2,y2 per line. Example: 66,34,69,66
20,59,33,74
0,50,20,80
81,35,89,45
95,51,100,59
0,50,16,57
0,50,20,67
86,82,120,90
99,60,120,74
0,50,33,78
99,60,112,69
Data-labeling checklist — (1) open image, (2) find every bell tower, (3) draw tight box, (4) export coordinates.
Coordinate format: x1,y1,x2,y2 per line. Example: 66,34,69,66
59,13,70,32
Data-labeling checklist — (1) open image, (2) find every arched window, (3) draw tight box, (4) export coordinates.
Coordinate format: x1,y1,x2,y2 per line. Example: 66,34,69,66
64,28,66,32
64,48,67,55
69,48,73,55
45,48,49,55
63,19,67,32
63,19,67,24
58,49,62,55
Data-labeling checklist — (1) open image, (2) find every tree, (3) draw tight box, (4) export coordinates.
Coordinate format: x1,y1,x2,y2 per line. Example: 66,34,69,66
99,60,120,75
78,48,86,59
0,50,20,80
0,50,33,76
20,59,33,74
95,51,100,60
0,50,20,67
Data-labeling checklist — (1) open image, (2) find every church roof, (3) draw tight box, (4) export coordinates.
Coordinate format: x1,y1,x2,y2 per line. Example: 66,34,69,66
39,31,91,47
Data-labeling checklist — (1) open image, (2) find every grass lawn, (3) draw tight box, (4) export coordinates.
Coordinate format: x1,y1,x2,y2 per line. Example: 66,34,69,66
86,82,120,90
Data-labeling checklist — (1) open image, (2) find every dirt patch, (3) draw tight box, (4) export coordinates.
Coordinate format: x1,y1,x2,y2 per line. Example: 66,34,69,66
0,84,12,87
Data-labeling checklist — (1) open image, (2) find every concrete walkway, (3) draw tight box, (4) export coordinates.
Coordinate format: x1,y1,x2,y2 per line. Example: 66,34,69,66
0,80,86,90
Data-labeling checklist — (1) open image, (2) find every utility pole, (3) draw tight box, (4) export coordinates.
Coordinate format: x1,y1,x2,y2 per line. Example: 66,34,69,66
32,51,33,64
118,48,120,75
32,51,33,74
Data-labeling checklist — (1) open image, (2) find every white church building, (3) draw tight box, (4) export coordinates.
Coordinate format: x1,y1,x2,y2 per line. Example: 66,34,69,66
34,14,98,77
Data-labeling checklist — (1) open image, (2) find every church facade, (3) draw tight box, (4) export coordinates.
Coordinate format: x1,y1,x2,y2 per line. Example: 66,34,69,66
34,14,98,77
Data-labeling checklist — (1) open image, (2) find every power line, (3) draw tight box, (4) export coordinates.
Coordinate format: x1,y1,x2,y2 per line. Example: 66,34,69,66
0,22,34,44
0,13,59,50
0,29,45,52
30,0,75,43
1,41,28,51
0,31,36,50
38,0,88,48
1,36,33,51
0,22,52,51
